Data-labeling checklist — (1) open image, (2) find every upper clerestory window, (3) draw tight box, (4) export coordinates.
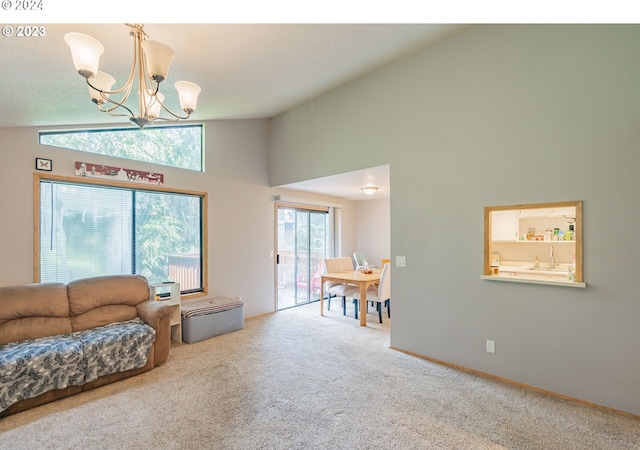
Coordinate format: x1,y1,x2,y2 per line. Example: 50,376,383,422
39,124,203,172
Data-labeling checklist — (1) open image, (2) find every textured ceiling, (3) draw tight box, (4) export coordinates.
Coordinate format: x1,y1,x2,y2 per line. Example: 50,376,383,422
0,23,465,128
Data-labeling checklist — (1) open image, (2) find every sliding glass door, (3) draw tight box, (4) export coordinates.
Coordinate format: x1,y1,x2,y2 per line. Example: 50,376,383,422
276,206,330,310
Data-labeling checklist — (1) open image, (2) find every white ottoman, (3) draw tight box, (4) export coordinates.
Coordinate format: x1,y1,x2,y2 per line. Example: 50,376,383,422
181,297,244,344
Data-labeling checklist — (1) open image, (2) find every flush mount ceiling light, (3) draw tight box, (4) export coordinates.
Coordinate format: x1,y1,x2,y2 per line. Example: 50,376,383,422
361,186,379,196
64,24,201,129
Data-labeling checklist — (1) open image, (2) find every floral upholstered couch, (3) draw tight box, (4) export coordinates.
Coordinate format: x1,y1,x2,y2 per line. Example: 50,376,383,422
0,275,172,417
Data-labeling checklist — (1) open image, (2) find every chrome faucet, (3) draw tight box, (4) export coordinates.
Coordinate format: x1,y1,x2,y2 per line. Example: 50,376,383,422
549,245,555,269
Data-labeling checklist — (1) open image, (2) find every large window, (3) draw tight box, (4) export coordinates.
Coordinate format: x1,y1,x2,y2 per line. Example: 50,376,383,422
39,124,203,172
36,174,207,294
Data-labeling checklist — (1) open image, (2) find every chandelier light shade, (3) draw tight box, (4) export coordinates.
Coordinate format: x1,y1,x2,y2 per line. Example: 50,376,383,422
64,32,104,78
88,71,115,104
361,186,379,196
175,81,201,114
141,40,175,82
64,24,201,128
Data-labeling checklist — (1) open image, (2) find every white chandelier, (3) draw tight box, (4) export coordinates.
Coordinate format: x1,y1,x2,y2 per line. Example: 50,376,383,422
64,24,201,128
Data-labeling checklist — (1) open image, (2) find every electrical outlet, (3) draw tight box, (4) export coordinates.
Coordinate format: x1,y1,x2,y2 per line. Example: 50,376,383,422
486,340,496,353
396,256,406,267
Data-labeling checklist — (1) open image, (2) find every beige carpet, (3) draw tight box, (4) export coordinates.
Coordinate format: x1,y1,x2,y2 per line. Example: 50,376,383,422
1,302,639,449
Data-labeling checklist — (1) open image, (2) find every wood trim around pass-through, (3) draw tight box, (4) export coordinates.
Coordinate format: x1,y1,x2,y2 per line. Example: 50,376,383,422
484,200,583,283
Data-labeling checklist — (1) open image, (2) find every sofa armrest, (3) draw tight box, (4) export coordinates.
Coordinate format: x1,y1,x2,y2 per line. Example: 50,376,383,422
137,300,172,328
137,301,173,366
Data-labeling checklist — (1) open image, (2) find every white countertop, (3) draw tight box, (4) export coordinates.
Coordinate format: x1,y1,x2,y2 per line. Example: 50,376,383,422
499,264,568,275
482,262,586,288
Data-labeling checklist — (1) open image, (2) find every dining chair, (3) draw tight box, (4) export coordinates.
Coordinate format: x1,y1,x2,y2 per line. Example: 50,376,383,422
348,263,391,323
323,257,358,316
353,252,367,269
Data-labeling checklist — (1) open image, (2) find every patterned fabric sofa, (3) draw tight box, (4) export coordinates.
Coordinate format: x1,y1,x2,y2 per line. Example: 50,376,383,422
0,274,172,417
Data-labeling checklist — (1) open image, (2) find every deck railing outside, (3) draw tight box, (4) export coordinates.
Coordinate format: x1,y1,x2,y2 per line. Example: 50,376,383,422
277,251,326,291
168,254,200,291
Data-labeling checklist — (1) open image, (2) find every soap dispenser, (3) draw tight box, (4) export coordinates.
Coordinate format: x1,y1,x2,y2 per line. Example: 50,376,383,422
534,256,539,269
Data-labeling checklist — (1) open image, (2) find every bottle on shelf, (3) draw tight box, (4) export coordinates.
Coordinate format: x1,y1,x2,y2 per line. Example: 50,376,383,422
568,255,576,282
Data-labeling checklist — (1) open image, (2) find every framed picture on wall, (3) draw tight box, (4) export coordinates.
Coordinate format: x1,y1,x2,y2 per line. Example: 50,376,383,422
35,158,52,171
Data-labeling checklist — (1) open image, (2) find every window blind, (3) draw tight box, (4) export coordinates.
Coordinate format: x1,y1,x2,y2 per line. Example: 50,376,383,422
39,179,204,293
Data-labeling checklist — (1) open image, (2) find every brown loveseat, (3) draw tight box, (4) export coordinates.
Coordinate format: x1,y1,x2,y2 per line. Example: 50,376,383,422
0,274,172,417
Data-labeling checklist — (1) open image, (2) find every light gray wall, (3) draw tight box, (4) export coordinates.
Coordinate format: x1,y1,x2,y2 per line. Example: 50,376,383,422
269,25,640,416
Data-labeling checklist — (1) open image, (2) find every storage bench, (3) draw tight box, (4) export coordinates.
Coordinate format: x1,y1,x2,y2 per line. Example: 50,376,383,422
181,297,244,344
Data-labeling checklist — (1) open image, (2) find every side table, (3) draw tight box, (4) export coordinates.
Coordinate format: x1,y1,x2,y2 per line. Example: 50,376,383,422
149,282,182,344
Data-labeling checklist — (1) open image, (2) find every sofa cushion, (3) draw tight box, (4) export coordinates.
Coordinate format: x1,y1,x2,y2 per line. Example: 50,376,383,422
67,275,150,332
71,305,141,333
0,283,71,345
75,318,156,383
0,334,84,412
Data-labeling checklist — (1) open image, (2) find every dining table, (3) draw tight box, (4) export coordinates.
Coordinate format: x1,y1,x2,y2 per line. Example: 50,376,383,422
320,268,382,326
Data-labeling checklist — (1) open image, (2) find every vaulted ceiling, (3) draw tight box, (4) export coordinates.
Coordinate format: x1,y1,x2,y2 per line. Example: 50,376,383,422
0,24,465,128
2,23,466,199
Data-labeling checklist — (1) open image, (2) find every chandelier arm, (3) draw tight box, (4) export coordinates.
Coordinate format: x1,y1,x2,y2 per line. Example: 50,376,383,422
158,101,192,120
149,114,191,124
137,32,168,120
85,72,135,96
136,29,149,119
84,28,138,118
83,30,138,97
98,109,135,120
96,92,136,117
86,76,135,118
138,76,160,120
125,24,147,39
115,27,140,95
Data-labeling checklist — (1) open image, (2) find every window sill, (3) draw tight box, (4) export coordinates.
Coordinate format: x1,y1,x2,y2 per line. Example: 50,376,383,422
481,274,586,288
